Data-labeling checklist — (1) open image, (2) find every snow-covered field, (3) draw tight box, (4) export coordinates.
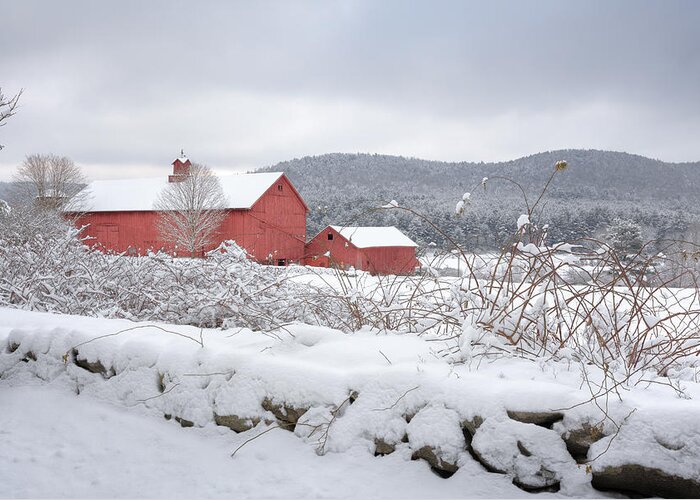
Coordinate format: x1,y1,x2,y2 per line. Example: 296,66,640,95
2,307,700,498
3,385,534,499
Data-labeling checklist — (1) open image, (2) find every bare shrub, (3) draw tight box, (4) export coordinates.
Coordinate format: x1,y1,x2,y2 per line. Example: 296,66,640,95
303,160,700,388
154,163,227,257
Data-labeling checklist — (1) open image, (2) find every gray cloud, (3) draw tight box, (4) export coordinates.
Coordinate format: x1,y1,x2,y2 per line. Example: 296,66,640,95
1,0,699,180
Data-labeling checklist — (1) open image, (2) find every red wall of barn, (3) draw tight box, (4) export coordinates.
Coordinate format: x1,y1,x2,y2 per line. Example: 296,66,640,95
215,175,306,263
305,226,419,275
73,175,307,263
305,226,364,269
75,211,163,255
362,246,420,275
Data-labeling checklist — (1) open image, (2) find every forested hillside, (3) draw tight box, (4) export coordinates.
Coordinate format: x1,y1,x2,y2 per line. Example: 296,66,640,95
258,150,700,249
0,182,12,202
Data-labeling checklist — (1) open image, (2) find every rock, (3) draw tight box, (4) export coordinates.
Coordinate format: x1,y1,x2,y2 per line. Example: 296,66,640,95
214,414,260,433
406,405,465,478
374,438,396,456
74,356,107,374
560,422,605,461
588,410,700,498
21,351,37,363
411,446,459,477
175,416,194,428
294,407,334,451
471,417,586,492
462,415,484,439
261,398,309,431
592,464,700,498
507,410,564,428
72,349,113,378
6,341,36,362
157,372,167,393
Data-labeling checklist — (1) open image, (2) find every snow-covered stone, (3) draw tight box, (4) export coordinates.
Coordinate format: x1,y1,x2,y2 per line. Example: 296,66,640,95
471,417,588,493
589,409,700,497
2,308,700,498
406,405,466,475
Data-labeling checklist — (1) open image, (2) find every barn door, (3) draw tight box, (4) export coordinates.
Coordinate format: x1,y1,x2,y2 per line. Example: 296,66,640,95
107,225,118,246
95,224,119,250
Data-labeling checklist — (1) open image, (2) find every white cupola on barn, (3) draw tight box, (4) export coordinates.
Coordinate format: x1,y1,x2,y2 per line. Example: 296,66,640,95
168,149,192,182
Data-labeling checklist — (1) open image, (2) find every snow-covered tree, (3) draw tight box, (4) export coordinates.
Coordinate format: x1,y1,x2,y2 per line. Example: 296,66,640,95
607,218,643,257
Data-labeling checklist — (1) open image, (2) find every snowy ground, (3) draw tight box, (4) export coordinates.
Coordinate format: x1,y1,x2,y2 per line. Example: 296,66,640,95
0,384,545,499
419,250,593,279
2,307,699,498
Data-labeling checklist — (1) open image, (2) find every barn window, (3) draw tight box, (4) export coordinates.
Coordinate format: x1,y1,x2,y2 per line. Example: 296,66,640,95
277,184,283,192
327,233,333,241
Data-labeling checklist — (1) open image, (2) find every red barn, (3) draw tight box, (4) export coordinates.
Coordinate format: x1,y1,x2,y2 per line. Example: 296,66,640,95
72,155,308,263
305,225,420,275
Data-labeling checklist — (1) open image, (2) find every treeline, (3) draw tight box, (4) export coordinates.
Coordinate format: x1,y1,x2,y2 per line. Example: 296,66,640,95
257,150,700,249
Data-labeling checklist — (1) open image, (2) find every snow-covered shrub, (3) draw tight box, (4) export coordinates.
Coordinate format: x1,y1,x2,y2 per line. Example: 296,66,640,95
2,159,700,392
0,199,9,216
0,214,321,330
372,161,700,388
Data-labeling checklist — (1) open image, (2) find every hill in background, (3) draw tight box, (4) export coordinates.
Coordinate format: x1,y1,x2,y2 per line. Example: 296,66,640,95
258,149,700,249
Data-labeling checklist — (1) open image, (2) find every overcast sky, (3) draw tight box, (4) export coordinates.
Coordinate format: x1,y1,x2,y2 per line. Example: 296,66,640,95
1,0,699,180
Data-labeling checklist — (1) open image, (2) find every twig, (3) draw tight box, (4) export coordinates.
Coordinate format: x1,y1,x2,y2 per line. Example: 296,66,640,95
588,408,637,463
372,386,420,412
378,350,393,365
130,382,181,406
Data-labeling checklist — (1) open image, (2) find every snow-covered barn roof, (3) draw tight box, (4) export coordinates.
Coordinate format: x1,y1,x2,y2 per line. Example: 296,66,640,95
76,172,289,212
330,226,418,248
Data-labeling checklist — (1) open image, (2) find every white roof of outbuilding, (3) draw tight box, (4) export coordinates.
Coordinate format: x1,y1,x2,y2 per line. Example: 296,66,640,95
330,226,418,248
77,172,286,212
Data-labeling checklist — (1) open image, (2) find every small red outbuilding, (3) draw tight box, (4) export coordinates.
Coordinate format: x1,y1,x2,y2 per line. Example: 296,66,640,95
305,225,420,275
72,155,309,263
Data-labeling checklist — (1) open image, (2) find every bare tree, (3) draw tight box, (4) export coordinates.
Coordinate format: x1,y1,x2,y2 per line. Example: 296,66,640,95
154,163,228,257
12,154,87,210
0,87,23,150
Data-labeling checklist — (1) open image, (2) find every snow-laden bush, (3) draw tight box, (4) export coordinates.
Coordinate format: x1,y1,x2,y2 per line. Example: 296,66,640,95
0,214,319,330
366,161,700,388
2,160,700,391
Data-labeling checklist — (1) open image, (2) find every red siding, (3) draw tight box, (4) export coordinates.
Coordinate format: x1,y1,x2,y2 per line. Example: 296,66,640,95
216,175,306,263
305,226,364,270
305,226,419,275
362,246,420,275
72,174,307,264
76,211,164,255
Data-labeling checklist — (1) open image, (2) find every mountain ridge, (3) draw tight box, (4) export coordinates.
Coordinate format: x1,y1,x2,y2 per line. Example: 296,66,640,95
256,149,700,248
